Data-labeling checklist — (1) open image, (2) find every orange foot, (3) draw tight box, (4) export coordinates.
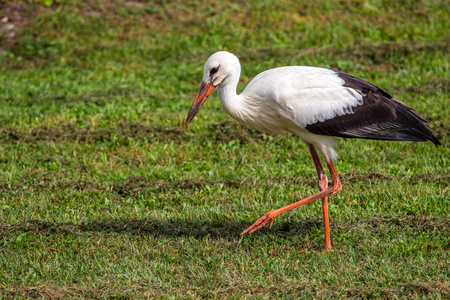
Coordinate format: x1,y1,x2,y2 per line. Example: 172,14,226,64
241,210,278,235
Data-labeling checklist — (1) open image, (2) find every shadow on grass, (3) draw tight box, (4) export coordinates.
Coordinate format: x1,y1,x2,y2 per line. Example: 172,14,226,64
2,215,448,242
0,218,323,241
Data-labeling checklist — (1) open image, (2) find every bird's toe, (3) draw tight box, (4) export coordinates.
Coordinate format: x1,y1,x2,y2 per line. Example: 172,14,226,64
241,211,276,235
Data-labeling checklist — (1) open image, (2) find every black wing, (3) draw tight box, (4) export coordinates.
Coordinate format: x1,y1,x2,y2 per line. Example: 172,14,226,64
305,71,441,146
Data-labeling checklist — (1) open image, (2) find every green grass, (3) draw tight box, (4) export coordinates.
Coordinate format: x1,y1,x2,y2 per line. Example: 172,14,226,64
0,0,449,298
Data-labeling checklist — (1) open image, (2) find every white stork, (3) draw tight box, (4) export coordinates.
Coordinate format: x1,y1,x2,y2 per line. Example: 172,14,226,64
185,51,440,251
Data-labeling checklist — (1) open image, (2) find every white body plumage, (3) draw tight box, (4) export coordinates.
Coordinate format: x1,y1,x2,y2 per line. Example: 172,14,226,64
213,53,363,161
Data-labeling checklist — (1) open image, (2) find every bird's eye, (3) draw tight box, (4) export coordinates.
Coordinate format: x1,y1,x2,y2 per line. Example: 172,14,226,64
210,66,220,76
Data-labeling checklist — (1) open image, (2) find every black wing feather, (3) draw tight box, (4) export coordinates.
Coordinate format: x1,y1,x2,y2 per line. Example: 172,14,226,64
305,71,441,146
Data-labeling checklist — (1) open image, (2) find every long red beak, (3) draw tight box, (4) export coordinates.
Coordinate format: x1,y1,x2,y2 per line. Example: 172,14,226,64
185,81,216,126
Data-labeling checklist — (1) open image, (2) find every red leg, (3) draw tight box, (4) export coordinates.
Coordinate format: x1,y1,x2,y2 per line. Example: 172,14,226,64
307,144,331,251
322,197,331,250
241,144,341,251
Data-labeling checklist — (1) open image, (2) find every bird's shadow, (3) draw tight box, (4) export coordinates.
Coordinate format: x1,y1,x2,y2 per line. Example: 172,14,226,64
4,218,323,241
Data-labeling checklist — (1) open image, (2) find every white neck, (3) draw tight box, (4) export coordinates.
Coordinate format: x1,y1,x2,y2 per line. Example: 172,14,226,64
217,72,246,122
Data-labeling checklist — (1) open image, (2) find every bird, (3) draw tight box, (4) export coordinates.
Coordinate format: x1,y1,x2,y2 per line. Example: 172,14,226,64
184,51,441,251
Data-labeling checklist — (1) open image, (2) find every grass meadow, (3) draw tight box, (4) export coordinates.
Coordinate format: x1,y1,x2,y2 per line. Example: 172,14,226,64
0,0,449,298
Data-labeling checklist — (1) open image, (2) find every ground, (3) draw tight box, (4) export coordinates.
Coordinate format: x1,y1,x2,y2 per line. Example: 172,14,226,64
0,0,449,299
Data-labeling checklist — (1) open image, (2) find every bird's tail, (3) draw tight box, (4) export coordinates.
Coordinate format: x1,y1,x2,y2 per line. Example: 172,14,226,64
391,98,441,146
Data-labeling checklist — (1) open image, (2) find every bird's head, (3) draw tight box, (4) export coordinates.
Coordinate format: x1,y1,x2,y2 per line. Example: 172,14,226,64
185,51,240,126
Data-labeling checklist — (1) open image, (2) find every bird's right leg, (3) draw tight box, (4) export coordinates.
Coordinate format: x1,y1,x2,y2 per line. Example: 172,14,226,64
241,146,341,252
307,143,331,251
